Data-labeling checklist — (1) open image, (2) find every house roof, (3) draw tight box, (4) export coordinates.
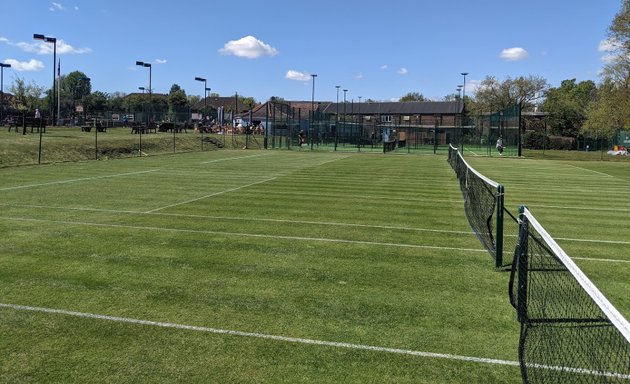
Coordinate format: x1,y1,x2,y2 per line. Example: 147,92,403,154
322,101,463,115
237,100,330,120
198,96,249,112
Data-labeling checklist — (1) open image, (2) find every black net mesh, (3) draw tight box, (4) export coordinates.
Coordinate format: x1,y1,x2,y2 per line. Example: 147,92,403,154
510,212,630,383
448,145,500,262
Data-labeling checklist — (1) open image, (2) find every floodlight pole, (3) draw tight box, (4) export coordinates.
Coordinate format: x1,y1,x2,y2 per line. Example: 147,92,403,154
0,63,11,123
195,76,208,151
34,34,57,126
461,72,468,109
343,89,347,140
136,61,152,125
358,96,362,152
461,72,468,153
335,85,340,151
310,74,317,150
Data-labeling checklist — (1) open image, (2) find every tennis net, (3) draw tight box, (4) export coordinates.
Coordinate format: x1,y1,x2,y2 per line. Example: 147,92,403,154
510,207,630,383
448,144,507,268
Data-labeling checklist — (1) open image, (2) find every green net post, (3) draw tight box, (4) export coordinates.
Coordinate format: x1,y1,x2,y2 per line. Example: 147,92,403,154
515,205,528,323
495,184,505,269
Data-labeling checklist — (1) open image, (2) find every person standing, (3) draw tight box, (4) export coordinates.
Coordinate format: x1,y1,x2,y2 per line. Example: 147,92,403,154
496,136,504,155
298,130,306,148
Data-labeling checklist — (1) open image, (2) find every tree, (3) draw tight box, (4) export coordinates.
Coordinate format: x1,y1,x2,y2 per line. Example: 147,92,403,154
58,71,91,118
602,0,630,88
240,96,256,110
85,91,108,114
584,80,629,139
443,93,459,102
399,92,426,102
586,0,630,140
168,84,188,119
107,92,126,113
473,75,548,113
269,96,286,104
168,84,188,108
9,77,44,116
542,79,596,137
187,95,200,106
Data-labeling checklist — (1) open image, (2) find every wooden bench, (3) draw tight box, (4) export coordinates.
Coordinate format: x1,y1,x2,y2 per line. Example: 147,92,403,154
131,123,146,134
81,119,106,133
5,117,20,132
6,117,46,133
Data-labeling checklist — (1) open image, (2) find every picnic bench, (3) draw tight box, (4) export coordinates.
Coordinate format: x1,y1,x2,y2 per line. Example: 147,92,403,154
5,117,20,132
157,122,189,133
130,122,145,134
81,119,106,133
5,116,46,133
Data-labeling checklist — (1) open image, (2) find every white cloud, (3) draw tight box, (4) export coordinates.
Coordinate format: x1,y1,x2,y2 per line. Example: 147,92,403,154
398,67,408,75
389,97,400,102
4,38,91,55
57,40,91,54
355,72,363,79
380,64,388,70
4,59,45,71
500,47,529,61
50,2,64,11
285,70,311,82
155,59,167,64
219,36,278,59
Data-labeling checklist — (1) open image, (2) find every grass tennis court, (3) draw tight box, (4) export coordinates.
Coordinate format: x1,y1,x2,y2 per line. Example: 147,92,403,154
0,150,628,383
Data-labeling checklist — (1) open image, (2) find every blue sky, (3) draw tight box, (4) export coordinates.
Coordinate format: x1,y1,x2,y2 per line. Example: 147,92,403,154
1,0,621,103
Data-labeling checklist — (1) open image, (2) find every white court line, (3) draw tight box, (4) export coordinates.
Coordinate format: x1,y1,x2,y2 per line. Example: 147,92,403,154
554,237,630,246
0,170,160,192
1,216,487,253
4,203,630,254
200,154,268,164
0,302,519,368
573,257,630,263
0,203,470,234
527,203,630,213
564,164,614,178
3,303,627,379
145,177,277,213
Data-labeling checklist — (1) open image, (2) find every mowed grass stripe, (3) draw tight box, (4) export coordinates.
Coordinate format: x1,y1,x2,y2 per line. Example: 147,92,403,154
0,216,487,253
0,215,519,364
4,203,630,255
9,150,611,382
0,302,520,367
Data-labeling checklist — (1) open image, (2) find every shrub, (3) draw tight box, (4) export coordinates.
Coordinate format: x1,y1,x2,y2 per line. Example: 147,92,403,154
548,135,577,150
523,130,549,149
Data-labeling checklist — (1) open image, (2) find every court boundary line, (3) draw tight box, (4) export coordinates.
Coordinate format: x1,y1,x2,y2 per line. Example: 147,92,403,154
0,302,520,368
145,177,277,213
1,216,488,253
3,203,630,252
564,164,614,178
4,302,626,379
0,169,160,192
199,154,269,164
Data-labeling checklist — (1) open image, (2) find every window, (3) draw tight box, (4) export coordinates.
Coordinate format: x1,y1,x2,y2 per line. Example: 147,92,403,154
381,115,392,123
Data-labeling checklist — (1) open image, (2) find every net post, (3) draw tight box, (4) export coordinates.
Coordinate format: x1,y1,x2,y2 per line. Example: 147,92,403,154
495,184,505,269
515,205,528,322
